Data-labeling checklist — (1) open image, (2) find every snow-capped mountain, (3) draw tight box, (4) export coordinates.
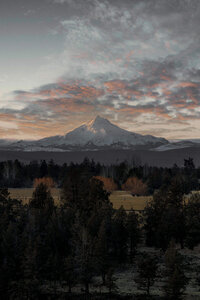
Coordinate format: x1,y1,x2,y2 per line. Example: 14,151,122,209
5,116,168,151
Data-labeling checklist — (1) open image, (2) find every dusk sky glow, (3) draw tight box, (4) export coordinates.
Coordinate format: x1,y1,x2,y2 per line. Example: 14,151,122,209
1,0,200,140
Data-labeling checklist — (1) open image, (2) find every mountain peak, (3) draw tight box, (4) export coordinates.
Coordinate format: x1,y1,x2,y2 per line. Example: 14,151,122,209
88,115,111,128
95,115,103,121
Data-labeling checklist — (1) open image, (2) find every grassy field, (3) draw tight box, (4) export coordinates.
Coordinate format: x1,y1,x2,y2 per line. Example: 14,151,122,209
8,188,61,205
8,188,152,211
110,191,152,211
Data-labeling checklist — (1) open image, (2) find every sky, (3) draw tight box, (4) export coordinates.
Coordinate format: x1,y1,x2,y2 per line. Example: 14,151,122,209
0,0,200,140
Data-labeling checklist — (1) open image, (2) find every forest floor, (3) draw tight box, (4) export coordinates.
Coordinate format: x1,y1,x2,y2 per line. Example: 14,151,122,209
40,245,200,299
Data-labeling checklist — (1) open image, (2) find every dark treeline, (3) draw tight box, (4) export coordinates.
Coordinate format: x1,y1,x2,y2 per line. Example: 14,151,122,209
0,160,200,299
0,157,200,195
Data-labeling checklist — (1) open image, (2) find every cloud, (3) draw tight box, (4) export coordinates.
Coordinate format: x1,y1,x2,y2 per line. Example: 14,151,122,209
2,65,199,139
0,75,8,84
1,0,200,139
24,9,36,16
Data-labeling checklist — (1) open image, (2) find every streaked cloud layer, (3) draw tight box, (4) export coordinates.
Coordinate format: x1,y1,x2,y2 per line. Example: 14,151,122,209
0,0,200,139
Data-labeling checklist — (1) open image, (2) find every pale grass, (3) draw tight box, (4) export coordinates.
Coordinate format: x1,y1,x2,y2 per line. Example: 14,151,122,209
8,188,61,205
8,188,152,210
110,190,152,211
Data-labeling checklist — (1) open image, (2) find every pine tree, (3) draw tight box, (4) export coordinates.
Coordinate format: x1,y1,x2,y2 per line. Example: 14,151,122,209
105,268,118,295
76,228,95,295
94,220,111,285
63,255,76,293
135,253,157,296
126,210,140,262
111,206,128,262
144,180,186,250
185,193,200,249
30,182,54,213
20,241,40,299
164,240,188,299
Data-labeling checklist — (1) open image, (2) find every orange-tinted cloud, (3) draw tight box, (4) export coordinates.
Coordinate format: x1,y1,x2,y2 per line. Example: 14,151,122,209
1,71,200,140
178,82,199,88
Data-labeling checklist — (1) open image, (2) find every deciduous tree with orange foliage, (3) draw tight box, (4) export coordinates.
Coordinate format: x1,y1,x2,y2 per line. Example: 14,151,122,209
122,177,147,196
94,176,117,193
33,177,55,189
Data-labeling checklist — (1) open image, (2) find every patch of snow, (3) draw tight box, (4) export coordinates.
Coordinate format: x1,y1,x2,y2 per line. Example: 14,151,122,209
154,140,198,151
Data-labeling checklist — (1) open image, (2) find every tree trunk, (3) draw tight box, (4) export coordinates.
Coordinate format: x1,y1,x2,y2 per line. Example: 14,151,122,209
102,273,106,285
147,278,150,296
130,237,136,263
85,282,89,294
180,239,184,249
109,285,112,295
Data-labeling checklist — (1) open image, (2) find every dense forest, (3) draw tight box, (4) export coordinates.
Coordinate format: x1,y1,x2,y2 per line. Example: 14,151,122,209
0,157,200,299
0,157,199,195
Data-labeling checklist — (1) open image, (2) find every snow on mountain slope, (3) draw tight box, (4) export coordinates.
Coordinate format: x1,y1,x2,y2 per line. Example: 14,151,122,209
35,116,168,149
2,116,168,151
154,140,200,151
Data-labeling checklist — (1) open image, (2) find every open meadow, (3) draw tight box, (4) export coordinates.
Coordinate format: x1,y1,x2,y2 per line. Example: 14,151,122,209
109,190,152,211
8,188,152,211
8,188,61,205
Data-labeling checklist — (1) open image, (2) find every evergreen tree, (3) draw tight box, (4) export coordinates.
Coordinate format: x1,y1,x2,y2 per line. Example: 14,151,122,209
184,157,195,172
78,237,95,294
105,268,118,296
111,206,128,262
195,266,200,291
0,222,21,298
144,179,186,250
62,173,111,224
126,210,140,262
185,193,200,249
135,253,157,297
94,220,111,284
87,177,110,215
20,241,40,299
29,182,54,213
164,240,188,299
61,167,88,211
39,160,48,178
63,255,76,293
